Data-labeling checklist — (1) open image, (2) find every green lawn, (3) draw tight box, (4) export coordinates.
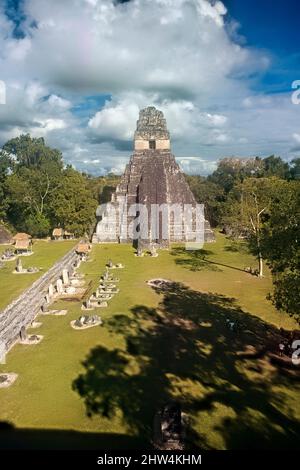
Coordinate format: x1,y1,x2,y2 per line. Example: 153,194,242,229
0,233,299,449
0,240,77,311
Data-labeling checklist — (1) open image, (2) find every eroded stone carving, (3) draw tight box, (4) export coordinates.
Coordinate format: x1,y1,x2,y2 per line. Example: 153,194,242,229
134,106,170,141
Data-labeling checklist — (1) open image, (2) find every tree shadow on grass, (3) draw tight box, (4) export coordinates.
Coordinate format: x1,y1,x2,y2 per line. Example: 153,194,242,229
224,239,250,254
73,282,300,449
171,247,248,273
0,421,145,449
170,247,221,272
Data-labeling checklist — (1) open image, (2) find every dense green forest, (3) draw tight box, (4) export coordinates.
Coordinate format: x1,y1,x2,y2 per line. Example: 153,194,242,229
0,134,120,238
186,156,300,321
0,134,299,320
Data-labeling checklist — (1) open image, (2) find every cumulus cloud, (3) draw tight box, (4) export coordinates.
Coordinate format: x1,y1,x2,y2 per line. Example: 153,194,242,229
293,133,300,143
1,0,267,97
87,92,230,148
0,0,298,175
291,133,300,152
0,80,74,145
88,99,139,141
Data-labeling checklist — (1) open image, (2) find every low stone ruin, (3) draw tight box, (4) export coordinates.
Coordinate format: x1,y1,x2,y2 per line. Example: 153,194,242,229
81,299,93,310
1,249,15,261
46,268,86,300
19,334,43,345
244,266,259,276
150,245,158,257
71,314,103,330
99,282,116,289
99,286,119,294
19,326,43,345
64,286,77,295
69,278,85,287
135,244,158,258
101,269,120,283
147,278,173,290
106,259,125,269
14,258,39,274
135,247,144,257
93,291,113,300
0,373,18,388
81,298,108,310
81,264,123,311
40,307,68,316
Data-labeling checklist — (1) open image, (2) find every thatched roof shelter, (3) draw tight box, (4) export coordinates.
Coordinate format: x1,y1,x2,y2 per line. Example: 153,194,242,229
76,243,90,254
64,230,74,238
52,228,64,237
15,239,31,250
12,232,32,241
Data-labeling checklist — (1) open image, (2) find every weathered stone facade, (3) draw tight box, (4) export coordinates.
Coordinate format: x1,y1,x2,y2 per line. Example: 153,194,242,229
134,106,170,151
94,106,215,246
0,247,78,353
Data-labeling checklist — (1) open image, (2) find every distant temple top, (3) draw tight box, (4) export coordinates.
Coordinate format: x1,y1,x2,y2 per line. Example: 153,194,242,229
134,106,170,151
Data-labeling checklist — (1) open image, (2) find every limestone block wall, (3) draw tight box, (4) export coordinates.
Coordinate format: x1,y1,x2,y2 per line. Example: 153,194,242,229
155,139,170,150
0,246,79,352
134,139,170,150
134,140,149,150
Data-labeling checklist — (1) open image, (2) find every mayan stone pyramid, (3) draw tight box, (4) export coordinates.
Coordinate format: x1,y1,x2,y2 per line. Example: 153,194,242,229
93,106,215,247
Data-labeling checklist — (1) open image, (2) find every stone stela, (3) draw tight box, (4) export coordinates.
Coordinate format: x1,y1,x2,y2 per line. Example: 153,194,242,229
93,106,215,247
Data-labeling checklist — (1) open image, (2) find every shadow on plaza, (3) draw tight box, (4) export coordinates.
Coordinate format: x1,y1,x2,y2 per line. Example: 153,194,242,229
171,246,247,273
0,421,147,449
71,281,300,450
2,283,299,450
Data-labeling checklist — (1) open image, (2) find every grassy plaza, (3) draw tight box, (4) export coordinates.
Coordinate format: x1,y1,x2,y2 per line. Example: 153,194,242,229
0,234,299,449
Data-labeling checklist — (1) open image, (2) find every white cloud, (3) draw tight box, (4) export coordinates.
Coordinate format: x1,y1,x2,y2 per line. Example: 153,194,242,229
47,95,72,110
31,118,67,135
0,0,266,99
293,133,300,143
0,0,298,175
214,133,230,143
204,113,228,127
88,100,139,141
87,93,230,148
0,80,74,146
197,0,227,26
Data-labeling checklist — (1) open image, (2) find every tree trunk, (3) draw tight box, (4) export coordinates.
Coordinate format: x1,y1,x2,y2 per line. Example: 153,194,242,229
258,252,263,277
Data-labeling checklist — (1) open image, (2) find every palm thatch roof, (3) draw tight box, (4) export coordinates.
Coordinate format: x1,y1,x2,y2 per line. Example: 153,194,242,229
76,243,90,254
52,228,64,237
15,239,30,250
12,232,32,241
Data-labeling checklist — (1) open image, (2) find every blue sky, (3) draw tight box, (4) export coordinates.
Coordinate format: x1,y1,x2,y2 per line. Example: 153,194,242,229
0,0,299,175
225,0,299,53
224,0,300,94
